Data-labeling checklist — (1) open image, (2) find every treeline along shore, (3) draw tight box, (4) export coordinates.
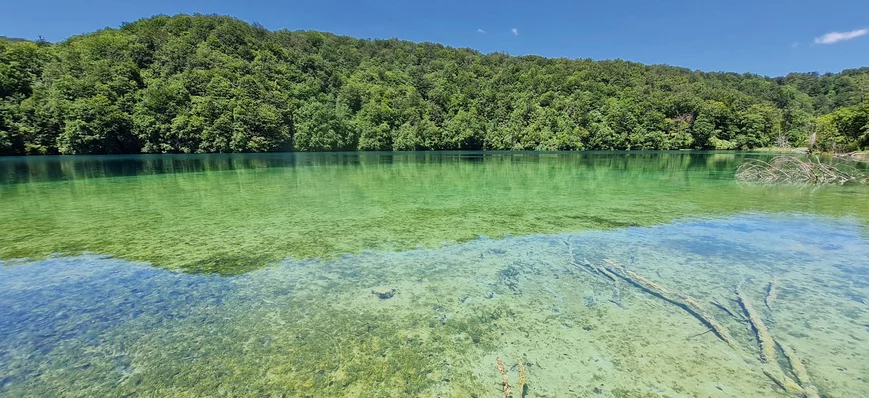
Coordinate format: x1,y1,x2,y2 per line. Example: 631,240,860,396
1,14,868,155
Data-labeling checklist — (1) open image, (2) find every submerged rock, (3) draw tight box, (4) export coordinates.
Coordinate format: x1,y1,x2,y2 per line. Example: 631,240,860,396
371,287,395,299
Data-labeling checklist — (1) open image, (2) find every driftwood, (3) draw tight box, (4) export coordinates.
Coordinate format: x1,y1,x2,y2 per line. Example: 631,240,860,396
592,259,620,282
763,368,806,396
603,259,670,294
577,254,821,397
736,155,869,185
673,292,739,350
834,151,869,161
781,343,810,387
567,253,821,397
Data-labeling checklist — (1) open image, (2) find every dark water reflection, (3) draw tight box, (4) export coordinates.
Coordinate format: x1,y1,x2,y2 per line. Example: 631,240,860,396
0,150,783,184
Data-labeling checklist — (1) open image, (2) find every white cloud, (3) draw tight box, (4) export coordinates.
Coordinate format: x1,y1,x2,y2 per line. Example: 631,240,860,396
477,28,486,34
511,28,519,36
814,28,868,44
792,42,800,48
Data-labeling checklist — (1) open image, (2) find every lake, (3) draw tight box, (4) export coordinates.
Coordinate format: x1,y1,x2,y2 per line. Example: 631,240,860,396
1,151,868,397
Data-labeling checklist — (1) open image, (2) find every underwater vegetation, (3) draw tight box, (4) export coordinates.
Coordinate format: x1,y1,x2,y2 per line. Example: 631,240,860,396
1,152,868,396
3,152,869,275
1,214,863,396
0,255,508,397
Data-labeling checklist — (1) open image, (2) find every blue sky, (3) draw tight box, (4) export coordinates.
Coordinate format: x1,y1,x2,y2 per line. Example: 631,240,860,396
2,0,868,77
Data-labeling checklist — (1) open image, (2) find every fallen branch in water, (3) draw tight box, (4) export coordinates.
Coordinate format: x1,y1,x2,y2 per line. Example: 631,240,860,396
736,155,869,185
581,256,821,397
563,239,623,307
497,357,511,398
777,341,819,398
601,259,737,349
585,257,821,396
686,329,713,340
736,278,776,364
763,368,806,397
739,278,819,398
712,299,747,322
592,258,620,282
765,277,779,311
562,238,598,278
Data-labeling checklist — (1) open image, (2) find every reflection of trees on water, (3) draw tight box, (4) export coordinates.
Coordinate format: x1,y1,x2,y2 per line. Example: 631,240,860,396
0,151,770,184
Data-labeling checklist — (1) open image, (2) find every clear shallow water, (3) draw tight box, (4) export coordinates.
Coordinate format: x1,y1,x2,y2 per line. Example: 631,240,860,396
2,151,867,274
1,152,868,397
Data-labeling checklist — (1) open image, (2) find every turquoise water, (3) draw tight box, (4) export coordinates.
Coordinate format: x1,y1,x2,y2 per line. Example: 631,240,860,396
1,152,868,397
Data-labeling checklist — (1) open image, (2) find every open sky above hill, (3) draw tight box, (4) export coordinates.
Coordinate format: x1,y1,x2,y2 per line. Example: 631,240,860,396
2,0,868,76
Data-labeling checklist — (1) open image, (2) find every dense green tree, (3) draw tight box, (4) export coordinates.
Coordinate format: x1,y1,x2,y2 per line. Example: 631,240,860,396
293,101,355,151
1,15,868,155
57,95,136,154
817,102,869,151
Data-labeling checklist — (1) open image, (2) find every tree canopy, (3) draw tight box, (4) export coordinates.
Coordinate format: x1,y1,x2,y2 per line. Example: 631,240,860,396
1,14,868,155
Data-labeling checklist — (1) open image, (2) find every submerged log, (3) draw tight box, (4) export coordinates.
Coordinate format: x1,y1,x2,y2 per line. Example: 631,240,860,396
603,259,670,294
593,260,619,282
742,278,820,397
673,292,739,350
765,277,779,310
763,368,805,396
601,259,737,349
712,299,746,322
778,341,820,398
562,238,599,278
780,342,809,386
737,278,777,364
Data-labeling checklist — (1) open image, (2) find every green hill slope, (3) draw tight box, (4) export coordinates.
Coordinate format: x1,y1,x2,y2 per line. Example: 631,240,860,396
1,14,867,155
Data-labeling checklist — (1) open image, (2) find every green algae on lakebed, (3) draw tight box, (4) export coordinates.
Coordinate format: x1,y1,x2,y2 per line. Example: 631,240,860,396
2,152,869,397
2,215,868,397
2,151,868,275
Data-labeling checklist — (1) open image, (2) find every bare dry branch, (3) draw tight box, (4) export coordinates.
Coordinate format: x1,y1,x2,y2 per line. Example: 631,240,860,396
736,156,869,185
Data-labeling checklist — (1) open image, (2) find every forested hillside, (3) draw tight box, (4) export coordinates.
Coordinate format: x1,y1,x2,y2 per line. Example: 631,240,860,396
1,14,868,155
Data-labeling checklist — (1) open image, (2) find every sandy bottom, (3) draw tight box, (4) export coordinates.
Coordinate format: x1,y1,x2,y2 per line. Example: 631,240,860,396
1,213,868,397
